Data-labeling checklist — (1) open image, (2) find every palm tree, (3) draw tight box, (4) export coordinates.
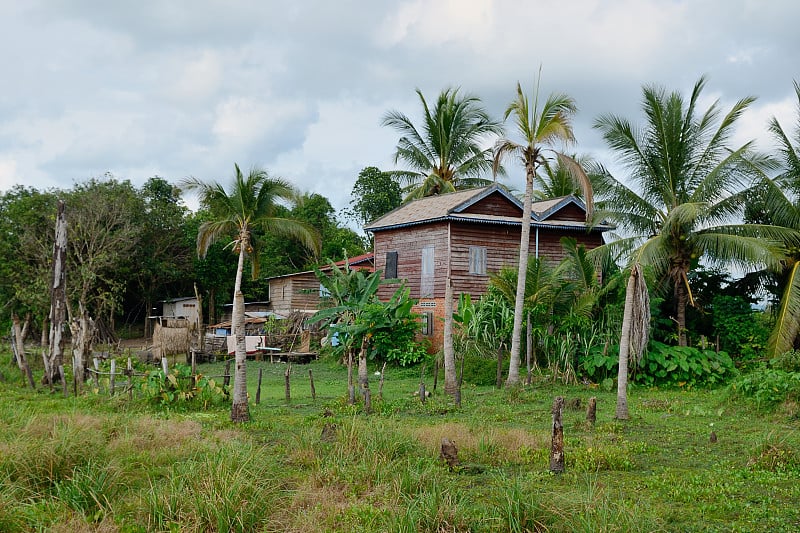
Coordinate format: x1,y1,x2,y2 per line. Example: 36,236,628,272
493,80,592,386
383,87,503,397
593,76,790,347
382,87,504,200
182,164,319,422
754,81,800,356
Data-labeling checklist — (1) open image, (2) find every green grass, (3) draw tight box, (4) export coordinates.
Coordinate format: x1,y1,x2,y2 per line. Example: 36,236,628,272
1,350,799,531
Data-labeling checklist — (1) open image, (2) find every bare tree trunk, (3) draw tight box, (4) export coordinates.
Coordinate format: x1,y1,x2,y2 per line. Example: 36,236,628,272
357,336,369,391
615,273,634,420
550,396,565,473
230,233,250,423
47,199,68,386
508,166,534,386
616,264,650,420
586,396,597,425
443,277,457,395
69,306,94,390
11,314,35,389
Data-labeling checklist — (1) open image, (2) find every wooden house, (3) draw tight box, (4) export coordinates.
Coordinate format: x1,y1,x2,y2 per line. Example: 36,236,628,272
364,184,612,349
264,252,374,316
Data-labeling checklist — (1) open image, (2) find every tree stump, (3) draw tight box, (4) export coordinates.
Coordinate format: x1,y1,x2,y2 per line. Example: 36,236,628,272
440,437,459,470
586,397,597,425
321,422,337,443
550,396,565,473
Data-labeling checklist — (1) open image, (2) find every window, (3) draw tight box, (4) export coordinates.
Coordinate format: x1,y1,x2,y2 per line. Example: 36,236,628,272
421,245,434,297
469,246,487,275
385,251,398,279
420,311,434,336
319,283,331,298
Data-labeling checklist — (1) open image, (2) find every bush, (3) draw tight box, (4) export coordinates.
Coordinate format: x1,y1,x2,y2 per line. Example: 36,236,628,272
581,341,738,387
140,363,229,409
460,353,507,386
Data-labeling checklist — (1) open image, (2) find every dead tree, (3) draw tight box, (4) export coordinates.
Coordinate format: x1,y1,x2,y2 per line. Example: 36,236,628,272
10,314,35,389
46,199,68,387
550,396,565,473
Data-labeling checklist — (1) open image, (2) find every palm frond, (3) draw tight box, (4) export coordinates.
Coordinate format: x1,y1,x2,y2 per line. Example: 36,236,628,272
768,261,800,357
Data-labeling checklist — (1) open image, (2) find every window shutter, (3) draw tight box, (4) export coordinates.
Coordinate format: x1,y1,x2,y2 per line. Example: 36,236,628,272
385,251,398,279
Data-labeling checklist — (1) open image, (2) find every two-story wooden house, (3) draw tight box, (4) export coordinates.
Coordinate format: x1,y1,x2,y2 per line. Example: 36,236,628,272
364,184,612,349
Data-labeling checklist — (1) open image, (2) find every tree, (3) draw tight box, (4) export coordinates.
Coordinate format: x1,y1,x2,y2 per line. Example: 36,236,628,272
493,80,592,386
594,76,791,347
382,87,504,200
347,166,402,227
66,177,143,382
615,263,650,420
182,164,320,423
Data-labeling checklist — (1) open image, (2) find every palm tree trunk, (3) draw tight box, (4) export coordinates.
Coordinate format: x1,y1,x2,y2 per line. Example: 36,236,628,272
507,166,534,386
615,271,636,420
443,277,457,395
230,231,250,423
675,274,688,347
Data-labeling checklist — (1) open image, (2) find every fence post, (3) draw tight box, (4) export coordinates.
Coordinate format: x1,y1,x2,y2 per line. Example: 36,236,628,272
161,357,168,378
127,357,133,400
308,368,316,400
379,362,386,401
223,359,231,388
109,359,116,397
92,358,100,389
256,367,263,405
191,350,197,376
284,364,292,403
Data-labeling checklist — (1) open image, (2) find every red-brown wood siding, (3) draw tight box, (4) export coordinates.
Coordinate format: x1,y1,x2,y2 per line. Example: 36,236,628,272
460,191,523,217
373,220,603,302
269,273,322,315
545,203,586,222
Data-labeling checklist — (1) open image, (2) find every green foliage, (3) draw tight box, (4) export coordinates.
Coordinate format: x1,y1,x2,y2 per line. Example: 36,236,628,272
582,341,738,387
636,341,737,387
460,353,508,386
346,166,402,226
730,351,800,408
712,295,770,361
140,363,229,409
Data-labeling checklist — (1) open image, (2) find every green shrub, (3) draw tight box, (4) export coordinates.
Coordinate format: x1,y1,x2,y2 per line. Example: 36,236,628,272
459,353,506,386
140,363,229,409
635,341,737,387
730,367,800,408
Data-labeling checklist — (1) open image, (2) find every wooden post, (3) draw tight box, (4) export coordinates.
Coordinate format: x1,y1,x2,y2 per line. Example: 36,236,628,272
378,362,386,401
127,358,133,401
256,367,263,405
525,312,533,386
47,200,68,387
550,396,565,473
455,354,465,408
161,357,168,378
419,364,427,404
223,359,231,388
495,345,503,389
309,369,316,400
364,387,371,414
72,356,77,396
433,359,439,391
586,397,597,425
191,350,197,376
92,358,100,389
347,351,355,405
59,365,67,397
284,364,292,403
110,359,116,396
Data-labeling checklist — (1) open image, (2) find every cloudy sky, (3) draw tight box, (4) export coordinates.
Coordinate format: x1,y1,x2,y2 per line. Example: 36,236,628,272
1,0,798,219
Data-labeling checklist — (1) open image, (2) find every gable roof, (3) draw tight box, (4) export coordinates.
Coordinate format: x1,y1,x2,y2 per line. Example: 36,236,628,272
364,184,612,232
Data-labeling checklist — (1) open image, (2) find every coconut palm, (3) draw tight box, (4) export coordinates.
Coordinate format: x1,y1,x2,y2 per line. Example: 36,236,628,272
753,81,800,356
493,80,592,386
182,165,319,422
593,76,791,347
382,87,504,200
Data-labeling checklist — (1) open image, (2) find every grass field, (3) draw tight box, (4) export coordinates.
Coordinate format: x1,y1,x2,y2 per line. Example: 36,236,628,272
1,351,798,532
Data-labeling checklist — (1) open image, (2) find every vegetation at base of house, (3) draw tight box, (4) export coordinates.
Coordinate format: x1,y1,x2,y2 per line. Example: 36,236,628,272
1,347,799,532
